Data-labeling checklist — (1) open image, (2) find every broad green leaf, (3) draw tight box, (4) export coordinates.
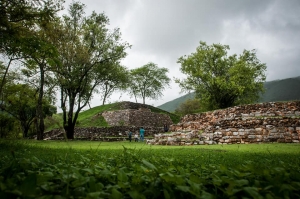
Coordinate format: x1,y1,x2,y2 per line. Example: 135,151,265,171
142,159,157,171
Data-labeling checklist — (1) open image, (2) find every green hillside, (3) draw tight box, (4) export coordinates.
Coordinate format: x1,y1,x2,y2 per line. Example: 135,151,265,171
157,92,196,112
259,76,300,102
157,76,300,112
45,102,181,131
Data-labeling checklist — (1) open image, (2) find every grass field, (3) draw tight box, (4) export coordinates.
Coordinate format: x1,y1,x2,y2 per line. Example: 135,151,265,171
1,140,300,198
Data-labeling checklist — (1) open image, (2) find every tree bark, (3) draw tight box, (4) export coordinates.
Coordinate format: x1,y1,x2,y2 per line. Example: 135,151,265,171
64,94,75,139
36,65,45,140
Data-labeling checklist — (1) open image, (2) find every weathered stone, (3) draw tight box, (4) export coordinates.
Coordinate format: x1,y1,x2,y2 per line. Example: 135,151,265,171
45,101,300,145
248,135,256,139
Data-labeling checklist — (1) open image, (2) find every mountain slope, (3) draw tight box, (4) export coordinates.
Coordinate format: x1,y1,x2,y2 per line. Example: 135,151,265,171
259,76,300,102
157,76,300,112
157,92,196,112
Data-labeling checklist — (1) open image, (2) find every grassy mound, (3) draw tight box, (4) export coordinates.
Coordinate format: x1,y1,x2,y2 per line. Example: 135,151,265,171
45,102,181,132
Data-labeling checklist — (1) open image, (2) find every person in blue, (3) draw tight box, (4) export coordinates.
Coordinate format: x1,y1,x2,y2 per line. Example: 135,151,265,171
139,127,145,142
128,130,132,142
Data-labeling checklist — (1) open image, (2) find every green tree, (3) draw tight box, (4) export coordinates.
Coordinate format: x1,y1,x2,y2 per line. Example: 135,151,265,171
1,83,56,138
0,0,63,139
129,62,170,104
0,111,16,138
20,21,60,140
174,98,202,116
176,41,266,111
0,0,62,51
96,63,129,105
52,2,130,139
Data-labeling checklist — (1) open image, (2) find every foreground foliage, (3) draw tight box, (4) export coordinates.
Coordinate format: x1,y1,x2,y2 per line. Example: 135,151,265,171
0,141,299,198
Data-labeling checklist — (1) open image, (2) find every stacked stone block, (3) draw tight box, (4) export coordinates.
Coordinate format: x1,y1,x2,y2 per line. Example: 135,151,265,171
150,101,300,145
102,108,172,127
43,126,165,140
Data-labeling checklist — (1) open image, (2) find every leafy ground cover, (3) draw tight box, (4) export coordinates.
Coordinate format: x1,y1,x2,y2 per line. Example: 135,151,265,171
0,140,300,198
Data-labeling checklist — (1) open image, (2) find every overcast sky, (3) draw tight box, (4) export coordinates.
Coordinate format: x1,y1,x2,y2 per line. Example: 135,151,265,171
62,0,300,108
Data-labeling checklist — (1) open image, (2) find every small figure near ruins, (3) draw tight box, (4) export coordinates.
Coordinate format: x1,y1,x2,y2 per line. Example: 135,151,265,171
164,124,169,133
128,130,132,142
139,127,145,142
134,133,139,142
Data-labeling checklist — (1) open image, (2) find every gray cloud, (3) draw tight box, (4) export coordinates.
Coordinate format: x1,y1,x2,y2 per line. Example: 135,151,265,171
63,0,300,108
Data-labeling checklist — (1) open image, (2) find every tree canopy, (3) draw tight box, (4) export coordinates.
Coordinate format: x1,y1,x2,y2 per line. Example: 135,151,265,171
176,41,266,111
0,0,62,54
51,2,130,139
129,62,170,104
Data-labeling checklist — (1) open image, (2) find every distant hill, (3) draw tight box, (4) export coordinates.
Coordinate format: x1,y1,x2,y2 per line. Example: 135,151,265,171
259,76,300,102
157,76,300,112
157,92,196,112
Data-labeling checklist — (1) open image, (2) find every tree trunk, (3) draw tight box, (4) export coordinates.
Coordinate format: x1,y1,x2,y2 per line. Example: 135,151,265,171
36,65,45,140
0,58,13,96
65,95,75,139
65,123,74,139
23,127,29,138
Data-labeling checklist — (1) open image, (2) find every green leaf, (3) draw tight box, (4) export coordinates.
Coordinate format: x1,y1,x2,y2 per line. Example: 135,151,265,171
176,185,190,192
81,168,94,174
243,187,263,199
142,159,157,171
19,174,37,196
117,169,128,182
163,189,171,199
128,190,146,199
86,192,101,199
110,188,122,199
235,179,249,187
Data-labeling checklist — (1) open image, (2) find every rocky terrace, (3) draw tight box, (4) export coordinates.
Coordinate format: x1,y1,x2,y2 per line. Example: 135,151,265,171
148,101,300,145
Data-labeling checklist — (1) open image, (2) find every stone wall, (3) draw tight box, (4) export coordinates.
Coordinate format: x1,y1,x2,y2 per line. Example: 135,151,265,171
43,101,173,140
149,101,300,145
102,108,173,127
43,126,164,140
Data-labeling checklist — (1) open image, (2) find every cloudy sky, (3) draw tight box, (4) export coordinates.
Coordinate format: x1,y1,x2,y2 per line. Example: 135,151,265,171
63,0,300,108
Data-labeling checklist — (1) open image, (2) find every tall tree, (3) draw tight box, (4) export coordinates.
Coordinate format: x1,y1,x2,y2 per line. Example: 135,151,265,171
129,62,170,104
0,0,63,139
176,41,266,111
21,21,60,140
52,2,130,139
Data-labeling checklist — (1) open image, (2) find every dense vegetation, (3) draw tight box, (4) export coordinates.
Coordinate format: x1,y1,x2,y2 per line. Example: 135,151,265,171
0,140,299,198
0,1,170,140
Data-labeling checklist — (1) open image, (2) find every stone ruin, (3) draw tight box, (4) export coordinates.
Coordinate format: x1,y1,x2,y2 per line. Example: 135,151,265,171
102,107,172,127
43,126,165,141
43,101,173,140
147,101,300,145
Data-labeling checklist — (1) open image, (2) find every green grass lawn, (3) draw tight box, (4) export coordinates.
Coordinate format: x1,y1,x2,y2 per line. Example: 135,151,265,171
1,140,300,198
